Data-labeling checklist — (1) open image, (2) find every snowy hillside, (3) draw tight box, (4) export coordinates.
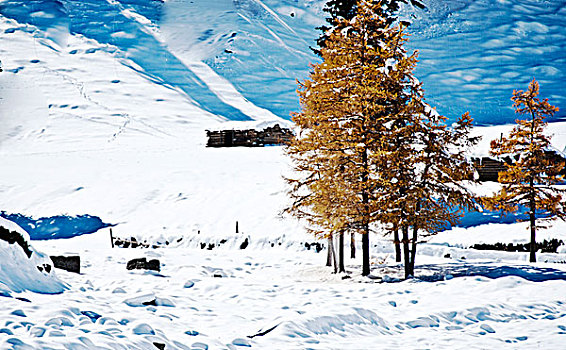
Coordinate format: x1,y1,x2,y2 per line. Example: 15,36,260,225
1,0,565,243
1,0,564,123
1,0,566,349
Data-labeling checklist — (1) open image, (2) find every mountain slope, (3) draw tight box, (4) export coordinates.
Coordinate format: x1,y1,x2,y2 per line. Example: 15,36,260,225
1,0,564,124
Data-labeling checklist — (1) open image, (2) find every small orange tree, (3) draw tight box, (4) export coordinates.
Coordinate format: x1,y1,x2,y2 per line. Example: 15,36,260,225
486,79,565,262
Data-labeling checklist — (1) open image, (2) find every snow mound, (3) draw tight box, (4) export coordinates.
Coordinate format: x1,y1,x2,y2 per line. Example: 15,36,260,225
0,217,67,294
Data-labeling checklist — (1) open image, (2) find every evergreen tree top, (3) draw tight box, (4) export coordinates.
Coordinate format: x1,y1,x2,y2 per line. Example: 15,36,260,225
314,0,425,56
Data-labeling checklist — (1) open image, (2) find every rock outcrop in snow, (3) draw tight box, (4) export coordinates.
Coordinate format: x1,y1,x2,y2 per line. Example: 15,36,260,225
0,217,67,294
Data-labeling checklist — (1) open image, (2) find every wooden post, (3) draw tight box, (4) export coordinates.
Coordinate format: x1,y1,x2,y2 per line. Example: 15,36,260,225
236,221,239,234
109,228,114,248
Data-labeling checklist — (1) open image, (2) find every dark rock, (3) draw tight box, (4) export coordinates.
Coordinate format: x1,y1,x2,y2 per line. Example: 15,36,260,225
50,255,80,274
123,241,130,248
127,258,147,270
142,299,158,306
220,239,227,244
0,226,32,258
16,297,31,303
200,243,206,249
43,264,51,273
207,243,215,250
147,259,160,272
126,258,160,272
153,342,165,350
341,275,351,280
444,253,451,258
213,274,222,278
270,243,274,247
240,238,249,250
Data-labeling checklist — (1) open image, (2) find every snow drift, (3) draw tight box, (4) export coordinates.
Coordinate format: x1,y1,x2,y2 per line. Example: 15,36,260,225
0,217,67,294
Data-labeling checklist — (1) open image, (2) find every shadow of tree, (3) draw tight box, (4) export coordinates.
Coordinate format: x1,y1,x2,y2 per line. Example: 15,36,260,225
414,263,566,283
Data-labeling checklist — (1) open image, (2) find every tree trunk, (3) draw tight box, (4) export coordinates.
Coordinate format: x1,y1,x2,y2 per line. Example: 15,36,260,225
402,225,412,279
394,228,401,262
362,228,370,276
351,231,356,259
529,180,537,263
361,144,370,276
331,236,338,273
326,234,334,267
339,231,345,273
528,112,537,263
409,225,418,273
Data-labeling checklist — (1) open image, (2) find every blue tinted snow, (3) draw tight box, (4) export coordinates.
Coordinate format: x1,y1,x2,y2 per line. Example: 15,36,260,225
0,212,110,240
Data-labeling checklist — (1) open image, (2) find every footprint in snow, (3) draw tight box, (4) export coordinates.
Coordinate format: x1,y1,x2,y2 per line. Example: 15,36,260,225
112,287,127,294
232,338,251,347
30,326,46,337
132,323,155,335
45,316,74,328
184,280,195,288
191,342,208,350
10,309,26,317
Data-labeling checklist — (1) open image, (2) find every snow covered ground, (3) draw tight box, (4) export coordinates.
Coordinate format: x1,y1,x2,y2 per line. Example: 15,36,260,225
1,0,566,348
1,223,565,349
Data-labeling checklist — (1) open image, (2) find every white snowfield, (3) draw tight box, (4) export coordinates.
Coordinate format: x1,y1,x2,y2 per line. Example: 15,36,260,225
1,223,566,349
1,0,566,348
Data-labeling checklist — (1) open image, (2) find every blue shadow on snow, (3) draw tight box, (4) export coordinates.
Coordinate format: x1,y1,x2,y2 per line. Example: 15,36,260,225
0,212,112,240
451,205,550,229
415,263,566,283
